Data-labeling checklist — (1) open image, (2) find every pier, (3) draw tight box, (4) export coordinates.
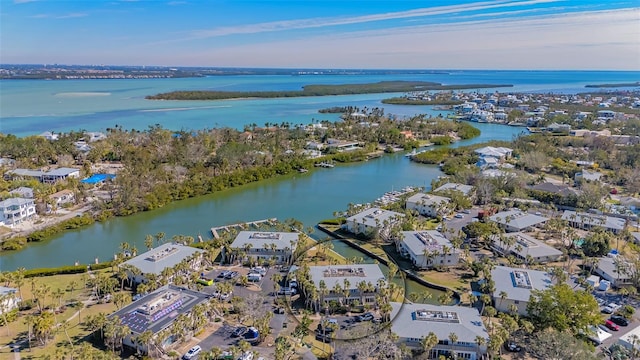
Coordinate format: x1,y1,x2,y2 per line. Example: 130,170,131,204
210,218,278,239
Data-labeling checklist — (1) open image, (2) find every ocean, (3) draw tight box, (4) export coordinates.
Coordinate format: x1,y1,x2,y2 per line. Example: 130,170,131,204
0,70,638,137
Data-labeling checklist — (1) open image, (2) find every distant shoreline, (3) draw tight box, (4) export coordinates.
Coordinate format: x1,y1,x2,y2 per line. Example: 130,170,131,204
585,81,640,88
145,81,513,100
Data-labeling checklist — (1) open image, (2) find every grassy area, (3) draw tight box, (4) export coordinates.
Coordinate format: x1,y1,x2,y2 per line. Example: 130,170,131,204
418,270,470,295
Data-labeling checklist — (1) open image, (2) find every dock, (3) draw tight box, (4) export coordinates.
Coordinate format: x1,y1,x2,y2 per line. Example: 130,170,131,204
211,218,278,239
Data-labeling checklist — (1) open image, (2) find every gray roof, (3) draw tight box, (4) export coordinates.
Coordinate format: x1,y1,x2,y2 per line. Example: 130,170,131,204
0,286,17,296
491,266,552,302
597,257,633,281
109,285,209,335
561,211,626,231
578,170,603,181
390,302,488,343
8,169,44,178
433,183,474,196
345,207,404,228
531,182,579,197
308,264,386,291
230,231,298,251
0,197,35,208
406,193,450,206
474,146,512,158
44,167,80,176
490,232,562,260
121,243,204,276
489,210,548,230
632,232,640,244
9,187,34,198
400,231,457,258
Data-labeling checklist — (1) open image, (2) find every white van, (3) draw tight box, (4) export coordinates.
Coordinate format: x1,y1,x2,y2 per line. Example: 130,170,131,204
248,273,262,282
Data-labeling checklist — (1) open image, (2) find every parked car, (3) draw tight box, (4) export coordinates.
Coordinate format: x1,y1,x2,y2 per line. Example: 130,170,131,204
225,271,239,279
231,326,248,338
454,213,464,219
239,352,254,360
218,271,230,279
182,345,202,360
219,292,232,301
605,320,620,331
602,306,615,314
504,342,522,352
357,312,375,322
609,315,630,326
250,267,267,276
244,326,260,344
278,287,297,296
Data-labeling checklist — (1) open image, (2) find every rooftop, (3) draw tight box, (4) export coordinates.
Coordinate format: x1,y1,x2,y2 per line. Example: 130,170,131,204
406,193,450,206
344,207,404,228
489,210,549,230
561,211,626,231
0,197,34,208
308,264,386,291
491,266,553,302
597,257,633,281
399,230,455,257
490,232,562,260
109,285,209,335
230,231,298,251
474,146,513,158
433,183,474,196
390,302,487,343
121,242,204,276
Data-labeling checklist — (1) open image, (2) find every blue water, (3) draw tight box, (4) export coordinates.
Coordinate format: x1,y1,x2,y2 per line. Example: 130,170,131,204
1,70,638,137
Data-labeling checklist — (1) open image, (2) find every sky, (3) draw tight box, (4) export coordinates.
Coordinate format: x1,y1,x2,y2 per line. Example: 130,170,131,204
1,0,639,70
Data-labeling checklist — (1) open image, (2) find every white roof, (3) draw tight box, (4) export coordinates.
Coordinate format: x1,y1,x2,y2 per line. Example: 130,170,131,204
308,264,386,291
390,302,488,343
400,231,456,258
489,210,549,230
491,266,552,302
490,232,562,259
619,324,640,350
561,211,626,231
433,183,474,196
345,207,404,228
122,243,204,276
474,146,513,158
230,231,298,251
406,193,450,206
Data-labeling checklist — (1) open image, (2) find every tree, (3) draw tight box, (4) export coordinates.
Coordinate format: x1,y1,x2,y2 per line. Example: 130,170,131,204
419,331,438,356
32,311,55,345
528,328,600,360
527,283,600,334
581,230,612,257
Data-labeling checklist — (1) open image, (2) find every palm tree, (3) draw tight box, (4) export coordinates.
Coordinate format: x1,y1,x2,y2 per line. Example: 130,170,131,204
474,335,486,358
420,331,438,357
498,290,508,310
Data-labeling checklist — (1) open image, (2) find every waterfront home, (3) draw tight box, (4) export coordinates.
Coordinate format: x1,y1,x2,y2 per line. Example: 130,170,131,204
396,231,460,269
0,197,36,227
85,131,107,142
474,146,513,160
433,183,474,197
308,264,386,306
489,232,562,264
595,256,634,288
39,131,59,141
390,302,488,360
121,243,204,284
48,189,75,208
561,210,626,234
575,169,603,183
108,285,209,355
229,231,298,265
491,266,552,316
325,138,361,152
489,210,548,233
0,287,20,314
8,186,34,199
546,123,571,133
5,167,81,184
406,193,451,218
342,207,404,237
476,156,499,169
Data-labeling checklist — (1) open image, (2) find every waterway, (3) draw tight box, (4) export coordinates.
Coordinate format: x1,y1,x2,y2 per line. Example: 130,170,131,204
0,121,524,271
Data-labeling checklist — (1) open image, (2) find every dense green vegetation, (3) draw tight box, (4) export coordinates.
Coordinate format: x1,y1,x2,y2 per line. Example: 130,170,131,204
146,81,512,100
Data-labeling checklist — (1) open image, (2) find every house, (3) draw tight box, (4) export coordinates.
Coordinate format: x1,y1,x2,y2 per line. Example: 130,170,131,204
489,210,549,232
9,186,34,199
546,123,571,132
85,132,107,142
617,324,640,353
405,193,451,218
6,169,46,182
561,211,626,234
342,207,404,237
632,232,640,245
489,232,562,264
229,231,298,265
108,285,209,355
595,256,634,288
39,131,59,141
474,146,513,160
491,266,553,316
41,168,81,184
325,139,361,152
48,189,75,208
433,183,474,197
531,182,580,198
308,264,386,306
390,302,488,360
476,156,499,169
396,231,460,269
0,198,36,227
0,287,20,314
575,170,603,183
120,243,204,284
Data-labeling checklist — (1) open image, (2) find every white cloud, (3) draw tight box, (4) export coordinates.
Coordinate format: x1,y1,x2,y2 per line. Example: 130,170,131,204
179,9,640,70
189,0,563,39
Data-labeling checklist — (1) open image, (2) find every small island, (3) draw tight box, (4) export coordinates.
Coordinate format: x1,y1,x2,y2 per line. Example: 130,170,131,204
145,81,513,100
585,81,640,88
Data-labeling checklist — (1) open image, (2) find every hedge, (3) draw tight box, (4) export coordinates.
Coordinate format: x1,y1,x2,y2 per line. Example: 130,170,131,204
23,260,114,278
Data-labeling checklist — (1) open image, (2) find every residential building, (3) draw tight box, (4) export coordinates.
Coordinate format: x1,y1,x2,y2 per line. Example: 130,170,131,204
325,139,361,152
39,131,59,141
575,170,603,183
561,211,626,234
474,146,513,160
41,167,81,184
632,232,640,245
617,324,640,353
530,182,580,198
390,302,488,360
0,287,20,314
85,132,107,142
108,285,209,355
595,256,634,288
229,231,298,264
489,232,562,264
433,183,474,197
489,210,549,232
342,207,404,236
396,231,460,269
120,243,204,284
9,186,34,199
48,189,75,208
406,193,451,218
491,266,552,316
308,264,386,305
0,198,36,227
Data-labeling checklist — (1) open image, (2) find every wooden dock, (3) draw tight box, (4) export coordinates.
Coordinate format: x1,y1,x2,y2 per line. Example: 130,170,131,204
210,218,278,239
